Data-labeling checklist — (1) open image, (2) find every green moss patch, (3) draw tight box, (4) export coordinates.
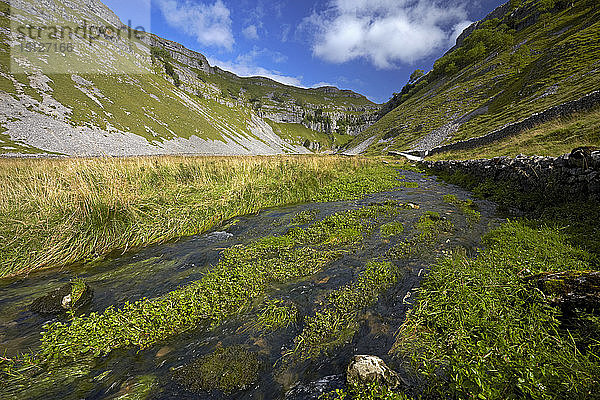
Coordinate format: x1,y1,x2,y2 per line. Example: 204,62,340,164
172,346,260,394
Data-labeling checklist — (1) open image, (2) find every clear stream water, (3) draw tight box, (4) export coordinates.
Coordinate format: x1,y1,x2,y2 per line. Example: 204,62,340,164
0,170,503,399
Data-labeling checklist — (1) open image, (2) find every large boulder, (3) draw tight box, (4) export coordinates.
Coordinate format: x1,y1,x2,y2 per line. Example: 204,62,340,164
346,355,401,389
30,280,93,315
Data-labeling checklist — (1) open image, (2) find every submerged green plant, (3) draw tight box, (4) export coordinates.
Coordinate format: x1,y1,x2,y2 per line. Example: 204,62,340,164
443,194,481,222
290,209,320,225
172,346,260,394
39,204,398,362
380,222,405,237
386,212,453,260
247,298,298,333
291,261,401,359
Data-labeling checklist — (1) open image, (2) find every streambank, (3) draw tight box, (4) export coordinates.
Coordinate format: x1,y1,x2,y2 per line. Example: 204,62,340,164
0,169,500,399
377,154,600,399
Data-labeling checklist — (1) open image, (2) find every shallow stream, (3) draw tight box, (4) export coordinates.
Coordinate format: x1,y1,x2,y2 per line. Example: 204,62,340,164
0,170,503,399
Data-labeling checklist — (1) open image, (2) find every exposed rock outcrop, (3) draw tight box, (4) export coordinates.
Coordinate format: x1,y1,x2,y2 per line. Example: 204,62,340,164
30,281,93,315
528,271,600,312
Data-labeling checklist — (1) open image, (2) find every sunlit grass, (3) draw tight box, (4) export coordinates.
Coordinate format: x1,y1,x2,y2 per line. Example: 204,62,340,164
0,155,401,278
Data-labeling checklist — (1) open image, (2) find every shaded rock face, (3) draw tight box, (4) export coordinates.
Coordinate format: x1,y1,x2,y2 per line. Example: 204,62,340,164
346,355,401,389
30,282,93,315
568,147,600,169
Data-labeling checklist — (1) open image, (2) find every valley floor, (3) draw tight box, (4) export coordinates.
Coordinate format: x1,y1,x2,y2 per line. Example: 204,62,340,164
0,156,598,399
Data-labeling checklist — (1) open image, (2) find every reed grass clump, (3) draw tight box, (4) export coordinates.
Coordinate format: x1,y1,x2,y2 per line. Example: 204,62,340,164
393,221,600,399
0,156,401,277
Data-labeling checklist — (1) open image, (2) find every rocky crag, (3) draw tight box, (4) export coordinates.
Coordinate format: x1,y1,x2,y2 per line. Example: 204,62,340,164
0,0,378,157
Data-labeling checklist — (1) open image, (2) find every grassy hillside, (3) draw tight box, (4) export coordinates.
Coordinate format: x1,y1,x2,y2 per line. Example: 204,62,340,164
0,0,376,156
428,107,600,160
351,0,600,155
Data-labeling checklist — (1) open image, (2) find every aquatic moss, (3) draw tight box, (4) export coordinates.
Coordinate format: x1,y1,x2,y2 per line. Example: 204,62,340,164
114,375,157,400
39,204,397,361
380,222,405,237
443,194,481,223
290,209,320,225
292,261,401,359
172,346,260,394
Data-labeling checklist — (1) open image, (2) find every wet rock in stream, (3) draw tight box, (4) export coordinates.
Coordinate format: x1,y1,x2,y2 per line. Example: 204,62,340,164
346,355,404,388
29,280,93,315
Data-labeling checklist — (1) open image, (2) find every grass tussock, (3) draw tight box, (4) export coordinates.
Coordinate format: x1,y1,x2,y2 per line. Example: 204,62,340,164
393,220,600,399
0,156,401,277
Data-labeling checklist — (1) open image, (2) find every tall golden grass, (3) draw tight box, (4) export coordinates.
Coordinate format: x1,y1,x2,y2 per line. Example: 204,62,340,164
0,155,397,277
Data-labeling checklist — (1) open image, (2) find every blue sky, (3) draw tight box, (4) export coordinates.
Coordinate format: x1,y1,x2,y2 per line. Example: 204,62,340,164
104,0,505,104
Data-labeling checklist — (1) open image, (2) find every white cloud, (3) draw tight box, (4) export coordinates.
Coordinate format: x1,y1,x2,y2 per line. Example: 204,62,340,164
303,0,470,69
242,25,259,40
311,81,335,88
281,24,291,42
156,0,234,50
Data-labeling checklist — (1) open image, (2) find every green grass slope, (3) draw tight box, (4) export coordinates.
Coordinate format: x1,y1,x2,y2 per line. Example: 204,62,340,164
0,0,376,156
351,0,600,155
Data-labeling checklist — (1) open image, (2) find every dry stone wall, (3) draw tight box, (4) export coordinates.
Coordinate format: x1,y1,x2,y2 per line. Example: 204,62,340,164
421,150,600,201
428,91,600,156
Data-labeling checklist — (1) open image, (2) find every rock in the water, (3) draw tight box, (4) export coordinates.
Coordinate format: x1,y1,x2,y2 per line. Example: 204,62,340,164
346,355,401,389
30,280,93,315
529,270,600,311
